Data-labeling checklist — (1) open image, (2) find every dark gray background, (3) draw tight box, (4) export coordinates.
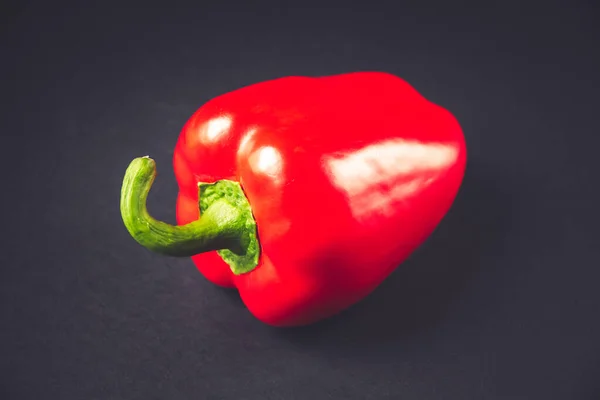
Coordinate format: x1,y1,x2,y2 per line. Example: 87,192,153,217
2,1,599,399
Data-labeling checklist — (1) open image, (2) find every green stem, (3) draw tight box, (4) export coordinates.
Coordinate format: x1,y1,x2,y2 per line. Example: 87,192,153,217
120,156,244,257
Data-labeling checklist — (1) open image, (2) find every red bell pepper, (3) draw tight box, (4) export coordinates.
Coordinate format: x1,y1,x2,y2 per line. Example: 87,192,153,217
120,72,467,327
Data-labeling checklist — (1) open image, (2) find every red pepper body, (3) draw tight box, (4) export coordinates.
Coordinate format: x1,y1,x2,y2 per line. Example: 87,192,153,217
172,72,466,326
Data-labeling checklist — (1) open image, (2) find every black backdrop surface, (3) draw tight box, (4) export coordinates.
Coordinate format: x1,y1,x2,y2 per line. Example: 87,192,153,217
2,1,599,399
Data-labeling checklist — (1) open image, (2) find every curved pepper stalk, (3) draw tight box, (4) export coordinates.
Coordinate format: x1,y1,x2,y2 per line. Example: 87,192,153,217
120,156,260,274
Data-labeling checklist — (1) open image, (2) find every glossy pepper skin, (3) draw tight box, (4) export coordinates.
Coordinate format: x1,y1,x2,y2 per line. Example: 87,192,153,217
121,72,467,327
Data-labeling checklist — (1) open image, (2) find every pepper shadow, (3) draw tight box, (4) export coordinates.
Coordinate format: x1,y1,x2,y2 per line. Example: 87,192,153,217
270,159,513,348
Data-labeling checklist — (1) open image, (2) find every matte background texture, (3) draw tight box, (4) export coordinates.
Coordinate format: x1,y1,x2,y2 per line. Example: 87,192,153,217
2,1,599,399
